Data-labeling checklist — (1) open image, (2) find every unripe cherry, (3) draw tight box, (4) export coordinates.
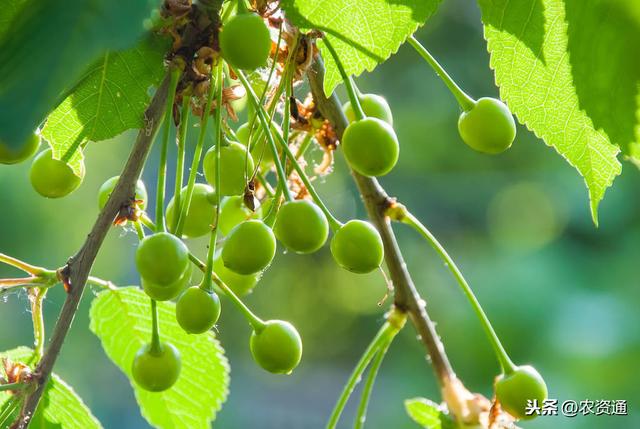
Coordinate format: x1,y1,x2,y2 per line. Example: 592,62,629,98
458,97,516,154
250,320,302,374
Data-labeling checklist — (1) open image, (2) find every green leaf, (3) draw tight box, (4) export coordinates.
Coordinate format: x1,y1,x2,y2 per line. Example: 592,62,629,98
477,0,639,223
41,35,168,175
405,398,454,429
0,0,156,150
89,287,230,429
0,347,103,429
282,0,441,96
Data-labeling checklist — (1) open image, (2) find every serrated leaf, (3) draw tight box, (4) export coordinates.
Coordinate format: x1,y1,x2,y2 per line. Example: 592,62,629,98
0,347,103,429
282,0,441,96
41,35,168,176
478,0,633,223
405,398,454,429
0,0,156,150
89,287,230,429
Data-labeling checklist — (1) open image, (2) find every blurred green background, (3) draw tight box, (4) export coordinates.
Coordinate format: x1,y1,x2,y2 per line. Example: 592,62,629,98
1,1,639,428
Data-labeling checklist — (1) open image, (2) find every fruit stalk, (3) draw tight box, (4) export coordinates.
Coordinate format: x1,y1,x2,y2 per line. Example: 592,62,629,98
307,57,456,386
236,69,343,231
407,36,475,112
394,207,516,373
322,38,366,121
15,74,172,429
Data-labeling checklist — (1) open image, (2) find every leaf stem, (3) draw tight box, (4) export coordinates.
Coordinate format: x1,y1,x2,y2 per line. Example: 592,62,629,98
395,208,515,374
171,96,191,232
155,67,181,232
321,38,365,121
236,70,343,231
407,36,475,112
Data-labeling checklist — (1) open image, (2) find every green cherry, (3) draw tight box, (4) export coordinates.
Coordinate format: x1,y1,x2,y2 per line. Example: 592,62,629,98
136,232,189,286
29,148,84,198
458,97,516,154
203,141,255,196
274,200,329,254
166,183,217,238
220,13,271,70
0,132,40,165
176,286,221,334
341,117,399,177
250,320,302,374
331,220,384,273
343,94,393,126
221,220,276,275
131,342,181,392
219,195,260,235
495,365,548,420
98,176,148,210
141,263,191,301
214,256,261,296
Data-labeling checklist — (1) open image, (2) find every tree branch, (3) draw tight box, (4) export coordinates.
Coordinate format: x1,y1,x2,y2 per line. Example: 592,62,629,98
15,76,171,428
307,57,455,387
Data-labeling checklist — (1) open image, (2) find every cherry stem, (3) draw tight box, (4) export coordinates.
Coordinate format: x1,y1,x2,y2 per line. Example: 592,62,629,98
326,317,402,429
235,0,248,14
0,253,50,276
397,208,516,374
407,36,476,112
235,69,293,205
353,336,392,429
0,383,26,392
29,287,47,360
175,64,217,237
155,66,181,232
322,38,365,121
236,70,344,232
202,63,225,294
171,96,191,233
149,299,162,354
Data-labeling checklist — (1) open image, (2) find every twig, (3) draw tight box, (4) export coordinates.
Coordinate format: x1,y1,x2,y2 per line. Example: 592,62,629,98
15,74,171,428
306,57,455,387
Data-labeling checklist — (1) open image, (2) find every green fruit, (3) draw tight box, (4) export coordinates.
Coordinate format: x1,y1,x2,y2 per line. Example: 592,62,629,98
343,94,393,126
0,132,40,165
166,183,217,238
98,175,148,210
176,286,221,334
250,320,302,374
203,141,255,196
222,220,276,275
136,232,189,286
131,342,181,392
219,195,260,235
220,13,271,70
213,256,261,296
495,366,548,420
341,117,399,177
236,121,282,169
29,148,84,198
274,200,329,254
331,220,383,273
141,263,191,301
457,97,516,154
